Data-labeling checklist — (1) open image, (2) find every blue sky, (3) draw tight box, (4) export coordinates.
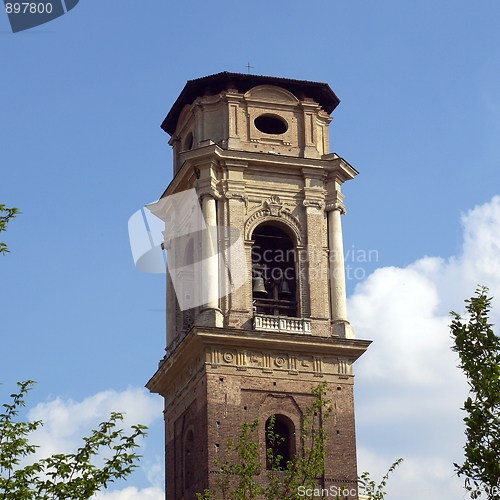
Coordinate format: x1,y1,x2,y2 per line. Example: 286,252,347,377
2,1,500,498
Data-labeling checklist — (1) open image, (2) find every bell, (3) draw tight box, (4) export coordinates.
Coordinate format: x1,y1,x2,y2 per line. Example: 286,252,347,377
252,276,267,294
279,280,291,295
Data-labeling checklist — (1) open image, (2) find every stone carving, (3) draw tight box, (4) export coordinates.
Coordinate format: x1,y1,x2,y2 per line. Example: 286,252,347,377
210,349,221,366
274,356,286,368
250,353,262,367
245,202,305,244
338,358,352,375
224,191,249,212
223,351,235,363
197,188,222,201
313,357,323,376
207,348,338,377
303,199,325,210
325,191,346,214
236,351,247,370
325,201,346,214
264,195,283,216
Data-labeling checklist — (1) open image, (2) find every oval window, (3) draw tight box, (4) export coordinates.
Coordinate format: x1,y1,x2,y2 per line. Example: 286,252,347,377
254,114,288,135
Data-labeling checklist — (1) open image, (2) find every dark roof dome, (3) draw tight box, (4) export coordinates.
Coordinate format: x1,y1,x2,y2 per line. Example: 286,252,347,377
161,72,340,136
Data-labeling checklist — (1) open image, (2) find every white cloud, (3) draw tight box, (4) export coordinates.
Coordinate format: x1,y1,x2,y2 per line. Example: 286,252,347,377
352,196,500,499
24,387,164,496
414,195,500,318
28,387,163,459
20,197,500,500
142,457,165,489
92,486,165,500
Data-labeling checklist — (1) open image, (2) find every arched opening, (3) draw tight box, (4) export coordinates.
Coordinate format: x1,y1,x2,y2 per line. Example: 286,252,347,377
265,414,295,470
251,224,297,317
183,132,193,151
184,429,194,489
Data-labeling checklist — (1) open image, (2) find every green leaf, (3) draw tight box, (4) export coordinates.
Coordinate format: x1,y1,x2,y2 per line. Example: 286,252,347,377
0,381,147,499
451,287,500,499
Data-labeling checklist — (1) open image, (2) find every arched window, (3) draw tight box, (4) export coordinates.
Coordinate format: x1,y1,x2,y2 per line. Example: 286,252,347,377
184,429,194,489
251,224,297,317
265,414,295,470
183,132,194,151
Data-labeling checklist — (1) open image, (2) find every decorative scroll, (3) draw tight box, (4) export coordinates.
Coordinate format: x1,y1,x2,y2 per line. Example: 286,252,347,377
303,199,325,210
325,201,346,215
274,356,286,368
224,191,249,212
223,351,235,363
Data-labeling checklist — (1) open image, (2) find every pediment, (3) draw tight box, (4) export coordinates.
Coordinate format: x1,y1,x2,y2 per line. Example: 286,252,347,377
245,85,299,104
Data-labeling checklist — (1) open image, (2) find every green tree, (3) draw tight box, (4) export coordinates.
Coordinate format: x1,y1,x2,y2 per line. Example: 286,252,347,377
197,384,403,500
358,459,403,500
0,381,147,499
451,286,500,499
265,383,332,500
0,205,19,255
198,382,341,500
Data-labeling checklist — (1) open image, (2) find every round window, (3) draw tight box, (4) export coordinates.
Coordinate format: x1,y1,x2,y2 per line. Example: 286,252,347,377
254,114,288,135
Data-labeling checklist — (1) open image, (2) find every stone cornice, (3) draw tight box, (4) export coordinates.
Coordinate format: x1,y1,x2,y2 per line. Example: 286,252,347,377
159,145,358,200
146,326,371,395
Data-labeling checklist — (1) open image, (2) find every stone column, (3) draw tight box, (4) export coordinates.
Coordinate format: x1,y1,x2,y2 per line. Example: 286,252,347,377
201,193,219,308
196,193,224,327
327,201,354,338
327,203,347,321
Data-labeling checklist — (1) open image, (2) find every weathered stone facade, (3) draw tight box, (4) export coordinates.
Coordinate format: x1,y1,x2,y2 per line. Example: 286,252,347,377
146,72,370,500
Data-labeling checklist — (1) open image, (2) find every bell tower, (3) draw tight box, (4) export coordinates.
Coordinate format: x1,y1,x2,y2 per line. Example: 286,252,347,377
146,72,370,499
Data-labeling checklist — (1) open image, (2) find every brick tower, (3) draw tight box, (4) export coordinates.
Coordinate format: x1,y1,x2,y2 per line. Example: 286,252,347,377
146,72,370,499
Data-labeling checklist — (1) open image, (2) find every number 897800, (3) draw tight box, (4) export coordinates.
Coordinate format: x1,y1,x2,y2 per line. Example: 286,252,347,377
5,3,53,14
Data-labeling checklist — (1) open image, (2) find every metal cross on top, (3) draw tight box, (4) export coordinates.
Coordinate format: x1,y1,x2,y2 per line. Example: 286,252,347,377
245,62,254,74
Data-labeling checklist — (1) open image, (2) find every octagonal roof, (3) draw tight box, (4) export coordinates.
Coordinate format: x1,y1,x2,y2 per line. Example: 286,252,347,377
161,72,340,136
